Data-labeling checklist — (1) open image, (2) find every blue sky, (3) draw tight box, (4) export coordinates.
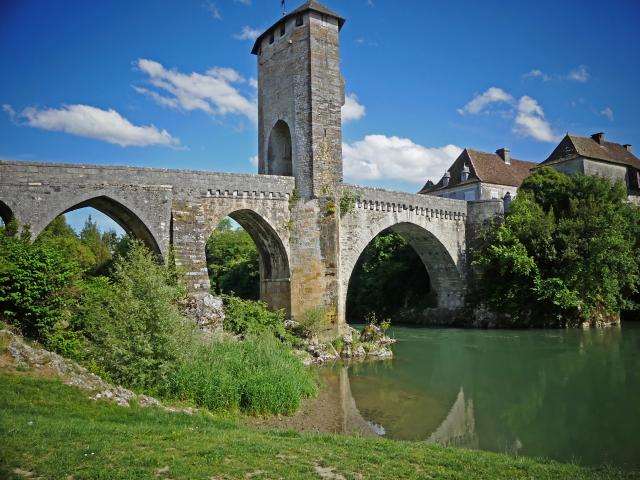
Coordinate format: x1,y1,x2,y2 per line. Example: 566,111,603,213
1,0,639,232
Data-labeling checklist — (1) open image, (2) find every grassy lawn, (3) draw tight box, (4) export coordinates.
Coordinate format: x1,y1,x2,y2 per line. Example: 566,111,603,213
1,373,637,479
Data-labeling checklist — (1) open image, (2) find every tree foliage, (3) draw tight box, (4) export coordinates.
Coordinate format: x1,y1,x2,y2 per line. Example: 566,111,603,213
473,167,640,326
205,218,259,299
0,226,82,348
78,242,190,390
346,230,434,322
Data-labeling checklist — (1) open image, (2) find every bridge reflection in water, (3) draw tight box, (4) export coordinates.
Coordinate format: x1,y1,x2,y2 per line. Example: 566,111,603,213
247,365,478,450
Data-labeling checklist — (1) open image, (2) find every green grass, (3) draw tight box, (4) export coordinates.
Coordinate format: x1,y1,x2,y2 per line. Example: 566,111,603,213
1,374,637,479
163,336,317,415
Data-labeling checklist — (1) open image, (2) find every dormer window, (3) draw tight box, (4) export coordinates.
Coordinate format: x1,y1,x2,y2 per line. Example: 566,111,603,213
269,32,274,44
461,164,470,182
280,24,286,36
296,14,304,27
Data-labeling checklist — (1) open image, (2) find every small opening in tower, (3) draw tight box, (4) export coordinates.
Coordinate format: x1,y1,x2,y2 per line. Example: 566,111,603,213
280,24,286,36
269,32,274,44
296,14,303,27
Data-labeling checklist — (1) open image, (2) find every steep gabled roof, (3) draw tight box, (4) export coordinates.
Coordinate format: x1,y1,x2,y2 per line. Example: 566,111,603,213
419,148,536,194
539,133,640,169
251,1,345,55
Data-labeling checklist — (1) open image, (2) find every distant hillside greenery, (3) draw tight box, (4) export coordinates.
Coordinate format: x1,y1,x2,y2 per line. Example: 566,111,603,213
0,215,316,415
473,167,640,327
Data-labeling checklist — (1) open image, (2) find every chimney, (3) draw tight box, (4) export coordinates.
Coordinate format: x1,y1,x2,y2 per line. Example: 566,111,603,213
591,132,605,145
623,144,633,153
496,148,511,165
442,170,451,187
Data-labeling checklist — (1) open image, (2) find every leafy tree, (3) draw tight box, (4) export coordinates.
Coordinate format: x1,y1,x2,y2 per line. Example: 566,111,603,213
346,230,434,322
205,218,259,299
473,167,640,326
0,226,83,350
37,216,97,270
79,242,190,389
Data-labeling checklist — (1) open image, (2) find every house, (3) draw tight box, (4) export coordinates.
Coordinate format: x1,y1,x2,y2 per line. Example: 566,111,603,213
534,132,640,199
419,148,536,202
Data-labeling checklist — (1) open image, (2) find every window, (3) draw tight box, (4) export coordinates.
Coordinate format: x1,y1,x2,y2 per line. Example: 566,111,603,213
490,190,499,199
269,32,274,44
280,24,286,36
464,190,477,201
296,14,303,27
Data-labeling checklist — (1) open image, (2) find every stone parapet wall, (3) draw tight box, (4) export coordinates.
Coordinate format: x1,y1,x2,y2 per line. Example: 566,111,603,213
344,184,467,221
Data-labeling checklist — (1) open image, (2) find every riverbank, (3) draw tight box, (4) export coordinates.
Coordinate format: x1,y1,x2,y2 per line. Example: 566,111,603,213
1,373,636,480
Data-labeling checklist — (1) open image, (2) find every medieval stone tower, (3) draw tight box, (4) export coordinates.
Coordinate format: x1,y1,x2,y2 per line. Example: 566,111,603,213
252,1,346,334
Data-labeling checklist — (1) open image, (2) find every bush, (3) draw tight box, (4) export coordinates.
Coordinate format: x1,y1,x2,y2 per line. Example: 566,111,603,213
79,242,191,390
164,335,317,415
222,295,286,339
0,229,82,347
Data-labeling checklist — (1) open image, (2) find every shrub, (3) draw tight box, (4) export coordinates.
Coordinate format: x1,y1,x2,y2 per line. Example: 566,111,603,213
299,306,326,337
222,295,286,338
164,336,317,415
0,229,82,347
79,242,191,390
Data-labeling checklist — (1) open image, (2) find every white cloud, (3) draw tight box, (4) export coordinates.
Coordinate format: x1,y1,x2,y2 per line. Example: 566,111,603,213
513,96,558,142
249,77,258,89
203,1,222,19
567,65,590,83
7,104,180,147
459,87,558,143
523,65,590,83
600,107,614,122
343,135,462,184
2,104,16,121
134,58,257,124
342,93,366,123
234,25,261,41
523,69,551,81
249,155,258,167
457,87,514,115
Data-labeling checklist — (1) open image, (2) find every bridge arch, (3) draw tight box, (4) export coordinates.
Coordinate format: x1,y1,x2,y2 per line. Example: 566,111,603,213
204,208,291,314
34,194,163,257
342,218,465,322
267,120,293,176
0,199,14,226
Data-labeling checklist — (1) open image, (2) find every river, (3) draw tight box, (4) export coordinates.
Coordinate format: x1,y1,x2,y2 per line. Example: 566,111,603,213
249,323,640,469
337,323,640,469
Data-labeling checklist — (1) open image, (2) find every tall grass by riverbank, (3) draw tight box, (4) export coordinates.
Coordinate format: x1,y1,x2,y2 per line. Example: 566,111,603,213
1,373,636,480
163,336,317,415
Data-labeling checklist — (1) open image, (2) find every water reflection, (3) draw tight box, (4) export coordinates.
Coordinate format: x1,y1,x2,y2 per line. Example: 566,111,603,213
323,324,640,469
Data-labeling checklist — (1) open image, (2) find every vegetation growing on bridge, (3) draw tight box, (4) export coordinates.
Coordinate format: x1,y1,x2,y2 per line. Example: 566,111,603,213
473,167,640,327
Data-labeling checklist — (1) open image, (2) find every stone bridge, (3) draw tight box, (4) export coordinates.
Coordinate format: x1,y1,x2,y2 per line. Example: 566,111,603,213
0,1,502,334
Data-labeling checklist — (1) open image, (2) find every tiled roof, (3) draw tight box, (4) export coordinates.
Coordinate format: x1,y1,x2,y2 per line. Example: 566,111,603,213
419,149,536,194
539,134,640,169
251,1,345,54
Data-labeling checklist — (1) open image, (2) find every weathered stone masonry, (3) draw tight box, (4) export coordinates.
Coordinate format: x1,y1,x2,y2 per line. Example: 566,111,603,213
0,1,502,333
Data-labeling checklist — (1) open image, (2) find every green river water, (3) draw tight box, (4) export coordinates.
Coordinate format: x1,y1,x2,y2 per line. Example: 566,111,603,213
322,323,640,469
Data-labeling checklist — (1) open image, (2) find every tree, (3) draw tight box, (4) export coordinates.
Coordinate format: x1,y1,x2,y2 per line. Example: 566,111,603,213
205,218,259,299
346,230,434,322
473,167,640,326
